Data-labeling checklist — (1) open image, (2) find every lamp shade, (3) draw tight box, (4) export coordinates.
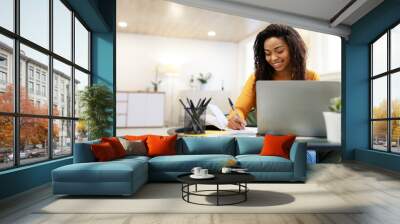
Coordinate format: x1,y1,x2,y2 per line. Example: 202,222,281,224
157,63,181,76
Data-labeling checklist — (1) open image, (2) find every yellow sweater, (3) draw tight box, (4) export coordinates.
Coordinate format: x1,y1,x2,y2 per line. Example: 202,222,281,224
230,70,320,120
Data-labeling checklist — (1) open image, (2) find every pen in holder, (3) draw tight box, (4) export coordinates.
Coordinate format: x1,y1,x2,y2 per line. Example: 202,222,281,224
179,98,212,134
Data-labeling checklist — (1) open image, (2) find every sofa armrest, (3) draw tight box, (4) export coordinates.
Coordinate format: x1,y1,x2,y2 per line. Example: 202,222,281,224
289,141,307,182
73,141,99,163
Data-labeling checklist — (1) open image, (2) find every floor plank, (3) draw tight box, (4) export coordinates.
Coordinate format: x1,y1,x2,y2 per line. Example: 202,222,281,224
1,162,400,224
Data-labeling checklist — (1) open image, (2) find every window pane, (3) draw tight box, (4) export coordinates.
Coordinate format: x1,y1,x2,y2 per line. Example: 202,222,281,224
53,119,72,158
391,120,400,153
75,18,89,70
20,0,49,49
372,33,387,76
20,44,49,115
53,59,72,117
74,69,89,118
372,77,387,119
0,35,14,112
53,0,72,60
20,117,49,165
0,0,14,31
75,120,88,143
391,72,400,118
392,24,400,70
372,121,388,151
0,116,13,170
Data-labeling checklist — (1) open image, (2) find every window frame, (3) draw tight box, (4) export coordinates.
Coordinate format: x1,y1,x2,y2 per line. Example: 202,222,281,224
370,20,400,154
0,0,92,171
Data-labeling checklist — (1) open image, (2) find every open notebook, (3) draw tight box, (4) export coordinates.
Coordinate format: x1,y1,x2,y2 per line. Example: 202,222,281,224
206,104,257,135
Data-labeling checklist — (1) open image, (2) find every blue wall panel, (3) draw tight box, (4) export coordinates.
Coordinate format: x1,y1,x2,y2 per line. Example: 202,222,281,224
344,0,400,171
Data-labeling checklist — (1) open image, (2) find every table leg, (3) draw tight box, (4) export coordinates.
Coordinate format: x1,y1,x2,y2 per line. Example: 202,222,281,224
217,184,219,206
245,183,247,201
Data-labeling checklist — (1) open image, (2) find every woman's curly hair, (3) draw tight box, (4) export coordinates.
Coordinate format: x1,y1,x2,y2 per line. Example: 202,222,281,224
253,24,307,82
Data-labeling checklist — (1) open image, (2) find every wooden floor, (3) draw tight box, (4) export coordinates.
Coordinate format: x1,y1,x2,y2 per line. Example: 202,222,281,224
1,162,400,224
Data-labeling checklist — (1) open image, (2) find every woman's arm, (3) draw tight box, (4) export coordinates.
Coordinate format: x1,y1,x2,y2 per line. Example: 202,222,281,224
227,74,256,129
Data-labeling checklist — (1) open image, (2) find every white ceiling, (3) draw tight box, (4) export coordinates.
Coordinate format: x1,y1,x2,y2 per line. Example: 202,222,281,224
117,0,269,42
117,0,384,40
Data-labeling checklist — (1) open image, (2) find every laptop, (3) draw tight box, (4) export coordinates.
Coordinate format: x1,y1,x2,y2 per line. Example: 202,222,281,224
256,81,340,137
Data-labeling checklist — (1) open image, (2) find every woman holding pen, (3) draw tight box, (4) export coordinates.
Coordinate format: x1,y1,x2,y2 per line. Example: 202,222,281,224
227,24,320,130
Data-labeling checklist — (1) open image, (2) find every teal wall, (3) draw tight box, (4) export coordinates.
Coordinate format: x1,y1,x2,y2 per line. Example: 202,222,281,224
0,0,116,200
0,158,72,199
91,0,116,136
343,0,400,171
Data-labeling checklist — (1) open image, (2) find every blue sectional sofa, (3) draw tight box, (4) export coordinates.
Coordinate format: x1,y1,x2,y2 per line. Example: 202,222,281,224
52,136,307,196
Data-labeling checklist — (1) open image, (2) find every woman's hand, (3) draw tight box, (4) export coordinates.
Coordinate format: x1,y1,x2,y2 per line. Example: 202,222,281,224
227,115,247,130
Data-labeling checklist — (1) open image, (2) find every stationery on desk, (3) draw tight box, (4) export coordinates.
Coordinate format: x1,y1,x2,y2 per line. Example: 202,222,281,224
203,98,257,136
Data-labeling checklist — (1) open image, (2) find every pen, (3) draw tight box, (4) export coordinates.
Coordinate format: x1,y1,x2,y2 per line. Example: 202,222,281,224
228,97,245,129
228,97,241,118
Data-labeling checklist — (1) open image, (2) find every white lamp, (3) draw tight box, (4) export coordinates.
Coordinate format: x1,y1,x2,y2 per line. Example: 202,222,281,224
157,63,181,126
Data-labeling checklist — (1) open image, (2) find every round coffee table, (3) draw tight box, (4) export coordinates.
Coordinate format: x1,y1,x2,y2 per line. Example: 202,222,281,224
177,173,255,206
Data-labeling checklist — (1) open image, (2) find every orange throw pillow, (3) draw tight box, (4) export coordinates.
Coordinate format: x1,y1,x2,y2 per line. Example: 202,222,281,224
91,142,117,161
146,135,177,157
259,134,296,159
101,137,127,158
124,135,150,141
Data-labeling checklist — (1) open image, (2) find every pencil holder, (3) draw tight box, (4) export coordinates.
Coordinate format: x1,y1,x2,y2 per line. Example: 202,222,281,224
183,106,206,134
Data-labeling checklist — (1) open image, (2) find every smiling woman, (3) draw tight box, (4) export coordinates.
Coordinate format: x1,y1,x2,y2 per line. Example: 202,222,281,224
227,24,320,130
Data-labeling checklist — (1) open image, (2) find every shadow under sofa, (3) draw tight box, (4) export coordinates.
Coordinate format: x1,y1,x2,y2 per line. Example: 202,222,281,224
52,136,307,196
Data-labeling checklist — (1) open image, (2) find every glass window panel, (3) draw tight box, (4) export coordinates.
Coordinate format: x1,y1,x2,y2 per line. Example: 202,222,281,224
20,0,49,49
0,35,14,112
20,44,49,115
53,119,72,158
391,24,400,70
0,0,14,31
74,69,89,118
53,0,72,60
74,18,89,70
0,116,14,170
53,59,72,117
372,77,387,119
391,72,400,118
372,121,388,151
75,120,88,143
372,33,387,76
391,120,400,153
20,117,49,165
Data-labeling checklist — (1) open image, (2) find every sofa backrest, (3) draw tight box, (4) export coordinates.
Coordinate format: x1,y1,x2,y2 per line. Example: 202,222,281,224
177,137,236,155
235,137,264,155
73,139,100,163
74,136,266,162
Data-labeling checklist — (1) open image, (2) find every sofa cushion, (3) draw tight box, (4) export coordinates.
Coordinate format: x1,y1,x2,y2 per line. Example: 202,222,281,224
52,159,147,183
118,138,147,156
101,137,127,158
91,142,118,161
148,154,235,172
236,155,293,172
236,137,263,155
147,135,177,157
260,134,296,159
178,137,236,155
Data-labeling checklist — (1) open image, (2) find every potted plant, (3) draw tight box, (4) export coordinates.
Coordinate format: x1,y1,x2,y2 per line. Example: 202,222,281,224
323,97,341,143
151,80,162,92
79,84,114,140
197,72,212,90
